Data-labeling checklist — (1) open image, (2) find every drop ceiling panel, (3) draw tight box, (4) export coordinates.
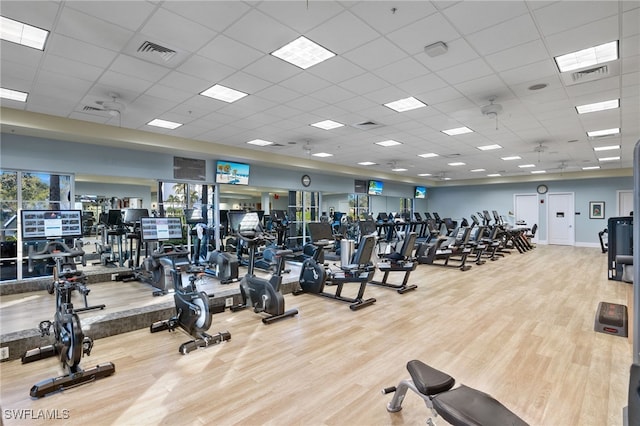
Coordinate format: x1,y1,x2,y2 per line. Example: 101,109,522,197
413,38,480,72
442,1,529,35
544,15,619,56
386,13,462,56
161,1,251,32
55,7,134,51
65,1,156,32
257,1,345,34
224,9,299,54
484,39,549,72
45,34,119,68
533,1,618,36
466,14,540,56
436,58,494,85
305,11,381,55
349,1,438,34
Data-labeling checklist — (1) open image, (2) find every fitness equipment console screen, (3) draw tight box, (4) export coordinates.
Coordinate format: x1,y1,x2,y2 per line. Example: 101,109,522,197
140,217,183,242
21,209,83,240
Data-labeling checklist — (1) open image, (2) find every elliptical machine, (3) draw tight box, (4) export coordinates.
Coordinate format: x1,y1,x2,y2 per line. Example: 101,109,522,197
150,269,231,354
229,211,298,324
23,244,115,398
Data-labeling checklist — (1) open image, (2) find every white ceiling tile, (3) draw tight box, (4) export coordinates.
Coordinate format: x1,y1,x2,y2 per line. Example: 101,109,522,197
373,57,430,85
413,38,479,72
139,7,218,52
40,54,103,83
55,7,133,51
386,13,462,56
339,73,390,96
110,54,171,82
485,39,549,72
0,1,60,29
258,1,346,33
349,1,438,34
305,10,380,55
65,1,156,32
1,58,38,86
254,85,301,104
278,72,333,94
161,1,251,32
454,75,511,104
243,55,304,84
307,56,366,84
197,35,263,69
177,55,236,83
544,15,619,56
397,73,449,97
224,9,301,54
533,1,619,36
466,14,540,56
417,86,464,105
436,58,494,85
442,1,529,35
499,59,557,85
310,85,356,104
343,37,410,71
45,34,118,69
158,70,212,93
97,71,154,96
218,71,272,95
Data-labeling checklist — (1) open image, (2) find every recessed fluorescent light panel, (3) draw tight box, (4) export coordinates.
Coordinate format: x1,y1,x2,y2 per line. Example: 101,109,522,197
311,120,344,130
375,140,402,147
448,162,466,166
200,84,248,103
392,168,408,172
587,128,620,138
477,144,502,151
271,36,335,69
593,145,620,151
442,127,473,136
0,16,49,50
470,168,486,172
0,87,28,102
147,119,182,129
598,156,620,162
487,173,501,177
247,139,274,146
418,153,439,158
554,40,618,73
501,156,521,161
417,173,432,176
384,97,427,112
576,99,619,114
518,164,535,168
358,161,377,166
582,166,600,170
312,152,333,157
530,170,546,174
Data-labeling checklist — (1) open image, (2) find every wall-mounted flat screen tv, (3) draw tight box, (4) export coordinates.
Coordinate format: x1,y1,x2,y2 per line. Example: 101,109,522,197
415,186,427,199
140,217,183,242
215,160,250,185
368,180,383,196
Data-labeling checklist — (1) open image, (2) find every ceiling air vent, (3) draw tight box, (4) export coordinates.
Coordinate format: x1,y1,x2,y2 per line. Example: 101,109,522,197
352,120,384,130
137,41,177,62
571,65,609,82
82,106,102,112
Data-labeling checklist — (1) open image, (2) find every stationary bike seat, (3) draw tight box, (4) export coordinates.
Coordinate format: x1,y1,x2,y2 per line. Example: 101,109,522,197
406,360,455,396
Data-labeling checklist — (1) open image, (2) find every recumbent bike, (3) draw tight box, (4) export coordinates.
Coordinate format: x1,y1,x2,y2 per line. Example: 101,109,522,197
383,360,528,426
295,233,377,310
228,211,298,324
150,268,231,354
22,244,115,398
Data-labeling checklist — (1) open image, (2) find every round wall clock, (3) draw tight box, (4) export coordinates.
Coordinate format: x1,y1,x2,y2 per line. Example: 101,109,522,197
536,184,548,194
301,174,311,187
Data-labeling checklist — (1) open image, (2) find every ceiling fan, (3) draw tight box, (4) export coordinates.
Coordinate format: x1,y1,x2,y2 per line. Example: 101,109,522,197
480,97,503,130
82,93,125,116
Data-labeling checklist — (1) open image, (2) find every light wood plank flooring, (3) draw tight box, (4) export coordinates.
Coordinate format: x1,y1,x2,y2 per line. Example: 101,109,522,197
0,245,632,425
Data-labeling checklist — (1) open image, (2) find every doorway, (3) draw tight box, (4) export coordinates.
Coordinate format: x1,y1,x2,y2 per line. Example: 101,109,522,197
617,190,633,216
547,192,575,246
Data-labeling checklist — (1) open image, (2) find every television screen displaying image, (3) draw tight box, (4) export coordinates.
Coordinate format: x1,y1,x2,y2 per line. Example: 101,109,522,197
415,186,427,199
368,180,383,195
215,160,250,185
140,217,183,242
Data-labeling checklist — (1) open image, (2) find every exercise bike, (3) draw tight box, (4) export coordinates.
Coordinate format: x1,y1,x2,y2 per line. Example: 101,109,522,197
28,241,105,312
150,269,231,354
295,234,377,310
229,212,298,324
383,360,528,426
22,248,115,398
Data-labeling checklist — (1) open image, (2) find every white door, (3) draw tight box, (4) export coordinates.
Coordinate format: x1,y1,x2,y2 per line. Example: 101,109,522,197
514,193,539,242
547,193,575,246
617,190,634,216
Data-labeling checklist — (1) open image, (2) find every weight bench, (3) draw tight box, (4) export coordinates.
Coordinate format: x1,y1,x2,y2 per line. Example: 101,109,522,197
383,360,528,426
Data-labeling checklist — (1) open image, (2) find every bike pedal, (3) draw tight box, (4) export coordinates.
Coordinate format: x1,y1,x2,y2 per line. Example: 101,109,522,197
38,320,52,336
82,337,94,356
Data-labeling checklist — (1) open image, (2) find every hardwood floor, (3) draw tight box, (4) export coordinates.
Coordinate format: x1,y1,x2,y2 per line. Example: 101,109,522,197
0,245,632,425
